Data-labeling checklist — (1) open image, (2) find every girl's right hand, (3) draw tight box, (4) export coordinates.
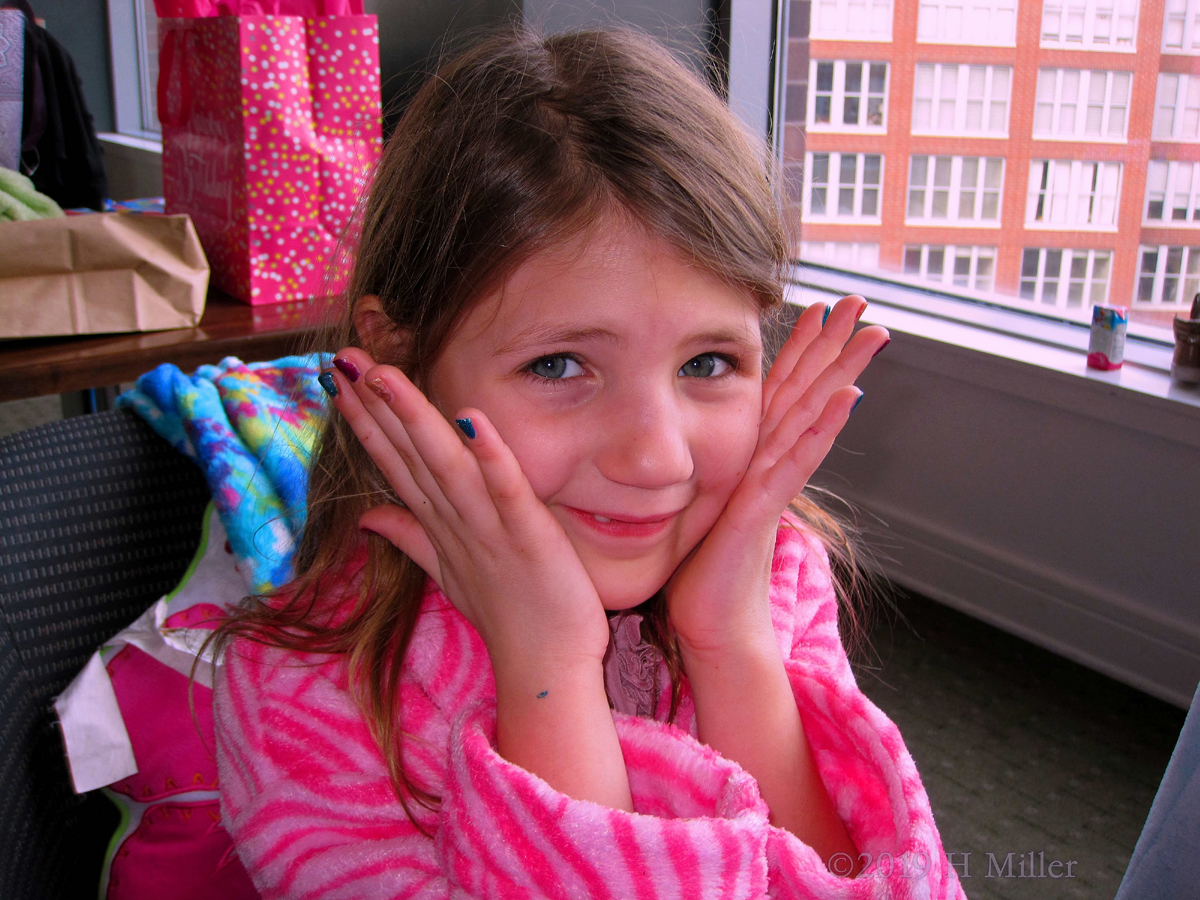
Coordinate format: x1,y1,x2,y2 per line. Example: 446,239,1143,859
323,349,612,669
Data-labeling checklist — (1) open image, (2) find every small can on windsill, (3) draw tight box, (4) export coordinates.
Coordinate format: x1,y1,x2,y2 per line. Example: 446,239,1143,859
1087,304,1128,371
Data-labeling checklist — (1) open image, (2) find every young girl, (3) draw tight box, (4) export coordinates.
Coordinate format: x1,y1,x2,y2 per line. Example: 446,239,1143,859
214,27,966,900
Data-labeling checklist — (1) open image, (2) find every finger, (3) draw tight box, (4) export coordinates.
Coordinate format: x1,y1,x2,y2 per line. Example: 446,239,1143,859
761,295,869,435
759,384,863,508
759,325,887,464
450,407,546,539
763,300,826,412
359,504,443,588
352,361,499,531
321,359,431,516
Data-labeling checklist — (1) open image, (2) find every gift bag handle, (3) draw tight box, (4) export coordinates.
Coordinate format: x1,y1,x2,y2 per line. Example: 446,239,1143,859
156,26,194,128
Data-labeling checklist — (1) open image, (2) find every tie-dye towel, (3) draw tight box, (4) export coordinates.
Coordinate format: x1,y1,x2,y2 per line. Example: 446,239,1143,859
116,354,329,594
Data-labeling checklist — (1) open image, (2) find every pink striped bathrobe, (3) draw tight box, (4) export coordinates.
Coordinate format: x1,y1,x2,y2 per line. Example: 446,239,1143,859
215,521,967,900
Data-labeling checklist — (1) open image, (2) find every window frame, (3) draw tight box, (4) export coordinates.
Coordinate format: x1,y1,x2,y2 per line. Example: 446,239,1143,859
1137,244,1200,306
906,154,1005,226
1033,68,1132,142
911,63,1012,138
1153,73,1200,141
1019,247,1115,309
807,60,889,133
810,0,894,41
904,243,999,291
803,150,885,223
107,0,161,140
1162,0,1200,53
1025,159,1123,231
1040,0,1140,51
916,0,1018,46
1144,160,1200,224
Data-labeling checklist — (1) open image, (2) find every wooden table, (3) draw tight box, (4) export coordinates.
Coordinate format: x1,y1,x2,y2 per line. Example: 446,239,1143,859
0,289,331,402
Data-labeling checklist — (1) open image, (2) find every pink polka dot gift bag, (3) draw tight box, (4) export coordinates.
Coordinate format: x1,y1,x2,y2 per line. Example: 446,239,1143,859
154,0,382,305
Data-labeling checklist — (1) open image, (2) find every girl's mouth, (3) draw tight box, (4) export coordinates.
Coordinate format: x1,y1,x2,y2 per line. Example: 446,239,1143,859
563,506,680,538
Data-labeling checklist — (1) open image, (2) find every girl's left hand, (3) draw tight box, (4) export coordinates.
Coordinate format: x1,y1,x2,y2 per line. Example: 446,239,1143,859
666,295,888,660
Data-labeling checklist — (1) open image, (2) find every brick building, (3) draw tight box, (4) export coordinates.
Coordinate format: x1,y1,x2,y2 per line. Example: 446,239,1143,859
784,0,1200,326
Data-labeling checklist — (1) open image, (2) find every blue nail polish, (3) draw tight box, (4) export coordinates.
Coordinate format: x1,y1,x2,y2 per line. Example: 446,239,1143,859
455,417,476,439
317,371,338,398
821,305,831,328
850,392,864,414
537,690,549,698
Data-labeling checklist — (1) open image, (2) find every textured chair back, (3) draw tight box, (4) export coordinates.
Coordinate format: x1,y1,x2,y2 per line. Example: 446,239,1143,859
0,408,209,900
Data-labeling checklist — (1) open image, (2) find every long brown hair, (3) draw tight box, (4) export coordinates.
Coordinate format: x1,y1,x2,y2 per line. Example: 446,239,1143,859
218,26,871,828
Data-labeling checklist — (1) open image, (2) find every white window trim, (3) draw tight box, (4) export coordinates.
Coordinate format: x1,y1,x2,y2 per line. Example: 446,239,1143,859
1153,73,1200,142
1019,247,1114,309
1144,160,1200,225
906,155,1005,227
1033,68,1131,143
916,0,1018,46
1040,0,1140,52
811,0,895,41
904,244,999,291
912,63,1012,138
802,151,885,223
1136,244,1200,306
799,241,881,268
807,60,889,134
1025,160,1122,232
107,0,160,139
1162,0,1200,53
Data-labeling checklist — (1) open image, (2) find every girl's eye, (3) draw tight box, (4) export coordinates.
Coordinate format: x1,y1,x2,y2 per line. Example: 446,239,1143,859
527,354,585,380
679,353,733,378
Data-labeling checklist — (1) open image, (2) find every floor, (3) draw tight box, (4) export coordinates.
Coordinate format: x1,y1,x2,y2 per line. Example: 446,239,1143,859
0,395,1188,900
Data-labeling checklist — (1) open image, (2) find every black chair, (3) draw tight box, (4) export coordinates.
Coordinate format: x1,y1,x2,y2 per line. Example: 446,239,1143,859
0,408,209,899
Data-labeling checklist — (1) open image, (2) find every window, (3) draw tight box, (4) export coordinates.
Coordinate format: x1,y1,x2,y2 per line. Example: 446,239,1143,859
811,0,893,40
809,61,888,131
1026,160,1121,229
107,0,161,137
804,152,884,222
1033,69,1131,140
1153,74,1200,140
917,0,1017,45
800,242,882,268
1019,248,1113,307
907,156,1004,224
912,64,1011,136
1162,0,1200,52
1144,160,1200,223
904,244,998,290
1137,246,1200,304
1041,0,1138,50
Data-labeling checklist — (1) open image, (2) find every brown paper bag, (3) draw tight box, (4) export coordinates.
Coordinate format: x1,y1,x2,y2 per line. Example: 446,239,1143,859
0,213,209,338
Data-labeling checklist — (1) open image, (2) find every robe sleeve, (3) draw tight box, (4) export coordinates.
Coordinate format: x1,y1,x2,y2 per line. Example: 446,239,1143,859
763,524,968,900
215,641,451,900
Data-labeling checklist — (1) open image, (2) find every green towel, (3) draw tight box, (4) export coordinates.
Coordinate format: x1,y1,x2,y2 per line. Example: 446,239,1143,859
0,166,65,221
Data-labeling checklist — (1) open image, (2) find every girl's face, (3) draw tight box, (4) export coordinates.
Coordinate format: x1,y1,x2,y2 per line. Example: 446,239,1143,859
428,218,764,610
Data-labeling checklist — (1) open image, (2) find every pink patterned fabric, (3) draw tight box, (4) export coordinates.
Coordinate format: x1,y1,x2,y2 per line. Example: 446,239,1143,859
215,520,967,899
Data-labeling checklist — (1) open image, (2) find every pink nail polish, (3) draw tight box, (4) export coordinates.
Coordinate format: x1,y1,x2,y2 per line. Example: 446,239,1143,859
366,376,394,403
872,338,891,358
856,302,868,323
333,357,360,382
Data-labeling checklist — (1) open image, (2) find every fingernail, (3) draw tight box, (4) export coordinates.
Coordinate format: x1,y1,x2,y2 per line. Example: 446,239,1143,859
317,371,338,398
455,417,476,439
872,338,891,358
850,391,865,414
333,357,360,382
856,302,868,323
367,377,393,403
821,305,831,328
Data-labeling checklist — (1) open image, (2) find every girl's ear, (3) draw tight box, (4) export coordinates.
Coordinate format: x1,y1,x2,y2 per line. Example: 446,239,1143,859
353,295,410,363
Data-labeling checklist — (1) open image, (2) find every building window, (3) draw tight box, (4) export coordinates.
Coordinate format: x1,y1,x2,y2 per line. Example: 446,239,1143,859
1025,160,1122,229
912,64,1011,136
1145,160,1200,223
1019,248,1112,307
811,0,893,40
800,242,882,268
1153,74,1200,141
809,61,888,131
907,156,1004,224
108,0,161,137
917,0,1017,44
804,152,884,222
1033,69,1131,141
1138,246,1200,304
1041,0,1139,50
904,245,997,290
1163,0,1200,52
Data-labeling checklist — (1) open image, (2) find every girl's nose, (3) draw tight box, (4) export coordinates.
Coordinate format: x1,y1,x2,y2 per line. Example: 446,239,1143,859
593,386,694,489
